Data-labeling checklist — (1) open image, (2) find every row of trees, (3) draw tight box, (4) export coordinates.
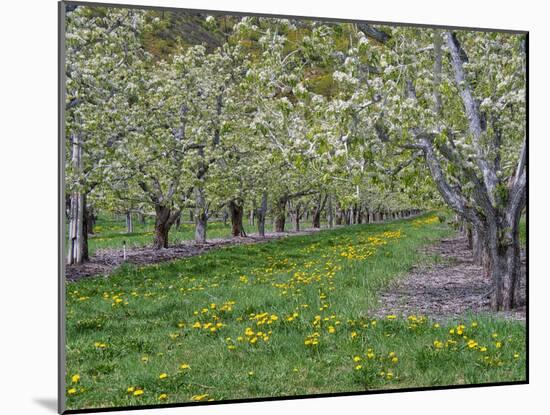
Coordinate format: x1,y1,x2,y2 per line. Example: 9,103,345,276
64,6,526,310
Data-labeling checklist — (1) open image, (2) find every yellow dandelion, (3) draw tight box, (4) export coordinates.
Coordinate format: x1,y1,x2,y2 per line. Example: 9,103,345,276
68,388,77,395
159,373,168,379
158,393,168,400
71,374,80,383
191,393,209,401
133,389,144,396
180,363,190,370
127,386,135,393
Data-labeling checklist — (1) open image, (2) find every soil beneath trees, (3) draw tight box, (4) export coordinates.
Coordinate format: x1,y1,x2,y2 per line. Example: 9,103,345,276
65,228,323,281
372,235,526,321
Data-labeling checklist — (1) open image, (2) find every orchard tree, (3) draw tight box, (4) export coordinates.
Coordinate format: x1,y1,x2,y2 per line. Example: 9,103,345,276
329,25,526,310
65,5,147,263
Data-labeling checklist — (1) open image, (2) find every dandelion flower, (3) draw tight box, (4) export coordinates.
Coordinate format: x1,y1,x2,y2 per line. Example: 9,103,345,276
133,389,144,396
127,386,135,393
68,388,77,395
71,374,80,383
180,363,190,370
159,373,168,379
158,393,168,400
191,394,209,401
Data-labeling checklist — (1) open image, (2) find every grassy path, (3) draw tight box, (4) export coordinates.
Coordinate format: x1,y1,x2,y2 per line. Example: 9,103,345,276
88,216,325,255
65,213,526,410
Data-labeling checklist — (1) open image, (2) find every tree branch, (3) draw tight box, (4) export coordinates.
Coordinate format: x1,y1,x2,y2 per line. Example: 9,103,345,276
446,31,499,205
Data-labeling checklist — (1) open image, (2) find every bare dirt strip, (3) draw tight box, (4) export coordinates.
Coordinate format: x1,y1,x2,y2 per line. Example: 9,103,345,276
372,235,526,321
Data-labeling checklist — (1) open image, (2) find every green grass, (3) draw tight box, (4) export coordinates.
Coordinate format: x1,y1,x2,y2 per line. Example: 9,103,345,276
88,214,323,255
65,213,526,410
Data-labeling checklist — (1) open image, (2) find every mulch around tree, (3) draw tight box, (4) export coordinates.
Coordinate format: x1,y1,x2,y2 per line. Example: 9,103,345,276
65,228,322,281
372,235,526,321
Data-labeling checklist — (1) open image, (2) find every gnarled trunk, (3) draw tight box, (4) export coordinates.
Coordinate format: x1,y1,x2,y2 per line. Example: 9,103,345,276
153,205,179,249
274,196,287,232
229,198,246,237
486,216,523,311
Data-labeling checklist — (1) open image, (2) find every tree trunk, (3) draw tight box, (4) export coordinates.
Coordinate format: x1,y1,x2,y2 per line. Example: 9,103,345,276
346,208,352,225
67,132,88,265
81,194,90,262
472,226,484,265
312,210,321,228
274,196,287,232
294,214,300,232
222,210,228,226
153,205,179,249
229,198,246,237
487,217,523,311
194,187,208,243
466,224,473,250
312,193,328,229
335,207,343,226
327,195,334,228
257,192,267,238
126,210,133,234
87,207,96,235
